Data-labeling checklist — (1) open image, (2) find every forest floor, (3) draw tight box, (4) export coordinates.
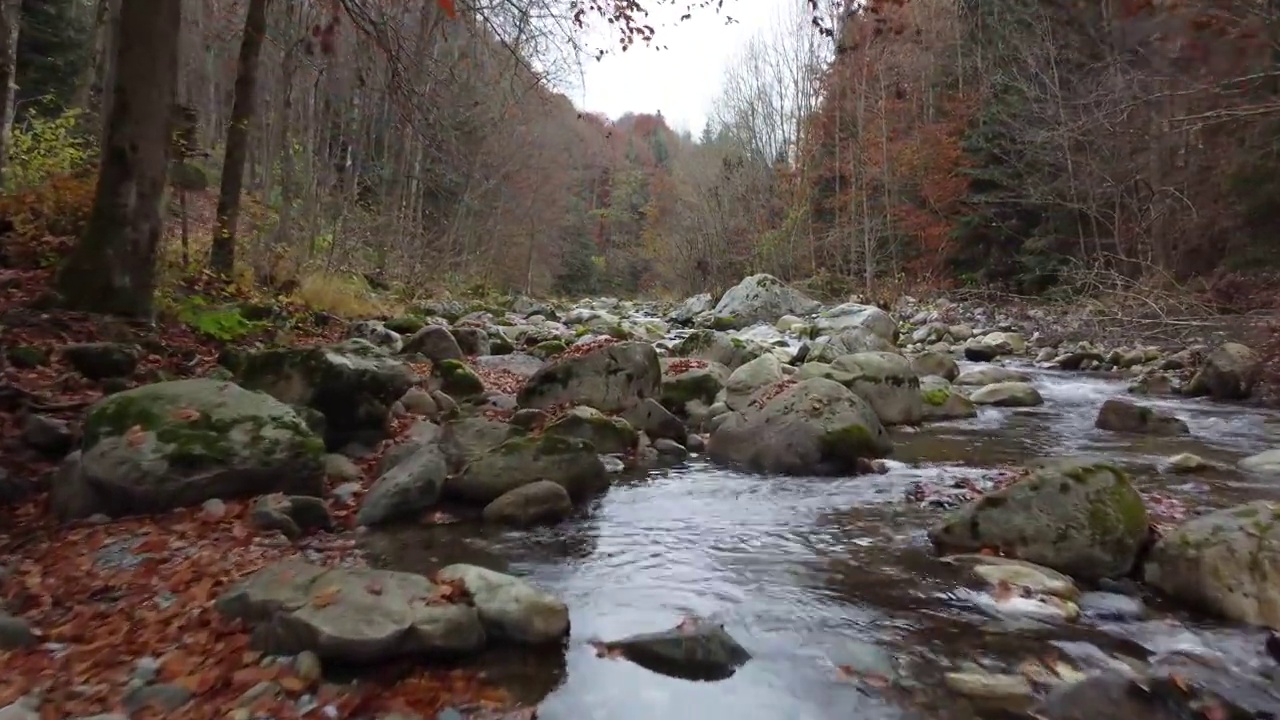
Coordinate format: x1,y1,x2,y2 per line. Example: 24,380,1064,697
3,186,1279,718
0,234,528,718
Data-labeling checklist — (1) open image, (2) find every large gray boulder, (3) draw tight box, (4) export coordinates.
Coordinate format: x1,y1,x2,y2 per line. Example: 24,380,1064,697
443,434,607,504
708,377,890,475
1143,500,1280,629
812,303,897,341
233,338,415,448
1183,342,1261,400
51,379,324,521
435,564,570,644
928,457,1149,581
517,341,660,413
712,274,820,328
215,560,485,662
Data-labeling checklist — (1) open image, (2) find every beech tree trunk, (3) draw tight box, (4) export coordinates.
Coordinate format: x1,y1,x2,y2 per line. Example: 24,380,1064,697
0,0,21,188
56,0,182,319
210,0,271,277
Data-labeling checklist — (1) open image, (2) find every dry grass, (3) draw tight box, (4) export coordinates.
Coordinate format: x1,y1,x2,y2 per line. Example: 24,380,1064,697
289,271,403,318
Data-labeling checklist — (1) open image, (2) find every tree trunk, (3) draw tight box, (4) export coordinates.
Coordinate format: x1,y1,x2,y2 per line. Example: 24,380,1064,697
56,0,182,319
0,0,21,188
210,0,271,277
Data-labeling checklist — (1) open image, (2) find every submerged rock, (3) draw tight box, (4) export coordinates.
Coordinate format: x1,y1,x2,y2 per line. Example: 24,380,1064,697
1094,399,1188,436
595,618,752,681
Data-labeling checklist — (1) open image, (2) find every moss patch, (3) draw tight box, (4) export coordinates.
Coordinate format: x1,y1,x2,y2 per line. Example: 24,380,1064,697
922,387,951,406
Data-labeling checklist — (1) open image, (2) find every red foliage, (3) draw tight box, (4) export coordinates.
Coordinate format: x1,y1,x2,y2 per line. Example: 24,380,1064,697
663,358,707,376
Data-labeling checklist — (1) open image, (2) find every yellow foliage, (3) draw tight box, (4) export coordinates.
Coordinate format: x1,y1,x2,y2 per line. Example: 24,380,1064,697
289,271,401,318
6,108,97,192
0,173,96,267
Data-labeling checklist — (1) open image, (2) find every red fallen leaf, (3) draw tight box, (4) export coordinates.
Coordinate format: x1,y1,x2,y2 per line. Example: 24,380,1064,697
311,585,342,608
437,0,458,19
173,671,218,695
422,510,459,525
278,674,310,693
365,580,384,596
171,407,201,422
124,424,147,447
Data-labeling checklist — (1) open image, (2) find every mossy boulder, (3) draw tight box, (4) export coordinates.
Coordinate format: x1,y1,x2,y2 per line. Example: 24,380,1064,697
543,406,638,454
51,379,325,521
827,352,922,426
968,381,1043,407
434,359,484,398
235,339,415,449
708,377,890,476
401,325,464,362
712,273,820,328
723,353,785,411
927,457,1149,581
530,340,568,360
383,316,426,335
517,341,660,414
659,361,730,415
670,330,761,370
911,351,959,382
1183,342,1261,400
918,375,977,422
443,434,607,504
1143,500,1280,629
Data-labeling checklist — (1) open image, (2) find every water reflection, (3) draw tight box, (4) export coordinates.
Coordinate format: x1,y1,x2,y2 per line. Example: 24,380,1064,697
366,363,1280,719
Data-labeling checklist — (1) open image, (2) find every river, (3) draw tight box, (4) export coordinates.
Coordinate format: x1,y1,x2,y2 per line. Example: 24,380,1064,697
365,360,1280,719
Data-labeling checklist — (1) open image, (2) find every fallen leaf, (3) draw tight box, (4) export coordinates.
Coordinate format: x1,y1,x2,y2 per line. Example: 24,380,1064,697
991,579,1016,602
589,640,624,659
676,617,699,634
311,586,342,608
124,424,147,447
171,407,201,422
173,671,218,695
278,674,310,693
365,580,383,596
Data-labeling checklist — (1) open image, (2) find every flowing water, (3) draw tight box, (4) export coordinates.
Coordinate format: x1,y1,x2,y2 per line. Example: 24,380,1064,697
366,361,1280,720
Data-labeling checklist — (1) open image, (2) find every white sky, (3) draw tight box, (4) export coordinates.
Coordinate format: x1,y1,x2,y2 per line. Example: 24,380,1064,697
564,2,782,135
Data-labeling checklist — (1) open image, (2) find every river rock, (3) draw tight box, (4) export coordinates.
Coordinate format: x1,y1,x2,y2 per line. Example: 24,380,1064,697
708,377,890,476
434,564,569,644
622,398,687,444
1077,592,1146,621
1093,399,1189,436
1165,452,1210,473
911,351,959,381
481,480,573,527
668,293,714,324
233,338,415,449
542,406,638,454
357,442,448,526
1183,342,1260,400
1237,448,1280,477
346,320,403,353
438,415,516,470
829,352,922,426
812,303,897,341
443,434,606,504
660,360,730,415
1036,649,1280,720
724,353,785,410
943,670,1033,705
713,274,820,328
1143,501,1280,629
953,367,1030,386
596,618,752,681
670,331,760,370
517,341,660,413
817,327,898,356
963,341,1000,362
945,554,1079,599
928,457,1149,581
919,375,977,422
51,379,325,521
215,560,486,662
62,341,139,379
969,381,1044,407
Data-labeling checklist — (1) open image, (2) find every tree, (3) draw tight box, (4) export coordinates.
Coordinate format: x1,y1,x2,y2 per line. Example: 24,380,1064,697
0,0,20,186
209,0,272,278
55,0,181,318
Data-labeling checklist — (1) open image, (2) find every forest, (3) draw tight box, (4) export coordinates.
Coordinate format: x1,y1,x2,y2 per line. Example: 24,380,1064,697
4,0,1278,316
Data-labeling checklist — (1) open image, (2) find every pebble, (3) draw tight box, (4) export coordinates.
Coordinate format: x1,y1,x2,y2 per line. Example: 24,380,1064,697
201,498,228,520
131,655,160,683
122,683,193,713
295,650,323,683
600,455,626,473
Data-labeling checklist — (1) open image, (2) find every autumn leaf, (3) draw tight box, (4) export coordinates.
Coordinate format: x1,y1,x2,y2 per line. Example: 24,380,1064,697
173,671,218,695
171,407,200,422
437,0,457,19
365,579,383,596
311,586,342,608
991,579,1016,602
278,674,311,693
124,424,147,447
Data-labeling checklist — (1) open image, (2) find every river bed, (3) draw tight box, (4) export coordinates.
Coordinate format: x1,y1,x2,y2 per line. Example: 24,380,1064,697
365,360,1280,719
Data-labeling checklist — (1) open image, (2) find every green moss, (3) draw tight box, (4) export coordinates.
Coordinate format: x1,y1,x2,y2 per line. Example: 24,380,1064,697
710,315,737,331
606,325,632,340
921,387,951,406
5,345,48,368
384,316,426,334
819,423,881,464
436,359,484,398
660,370,723,410
729,337,746,349
531,340,569,359
574,325,591,338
